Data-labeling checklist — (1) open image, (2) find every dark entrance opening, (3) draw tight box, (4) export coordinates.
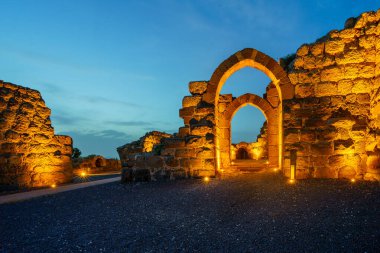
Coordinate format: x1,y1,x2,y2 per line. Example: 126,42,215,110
237,148,249,159
95,158,102,168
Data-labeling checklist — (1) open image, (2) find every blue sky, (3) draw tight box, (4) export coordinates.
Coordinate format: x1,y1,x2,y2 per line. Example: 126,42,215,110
0,0,378,158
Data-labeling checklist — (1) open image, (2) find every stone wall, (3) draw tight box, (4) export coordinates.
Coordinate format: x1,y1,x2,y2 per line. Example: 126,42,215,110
284,9,380,180
117,131,172,162
118,9,380,182
73,155,121,174
0,81,73,188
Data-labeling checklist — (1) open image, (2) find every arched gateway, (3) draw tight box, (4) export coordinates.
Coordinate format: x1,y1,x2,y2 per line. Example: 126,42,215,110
221,93,278,170
205,48,293,172
177,48,294,176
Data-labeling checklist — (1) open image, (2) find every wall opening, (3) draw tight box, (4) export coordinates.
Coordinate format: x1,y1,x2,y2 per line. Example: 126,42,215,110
236,148,250,159
95,158,103,168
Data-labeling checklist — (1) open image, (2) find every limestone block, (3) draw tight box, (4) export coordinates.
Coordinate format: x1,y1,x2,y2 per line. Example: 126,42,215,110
175,148,195,158
337,80,353,95
336,50,365,65
358,64,375,79
196,148,214,159
325,40,345,55
339,28,360,39
178,126,190,137
315,82,338,97
179,106,195,118
195,107,214,116
189,81,208,95
320,67,344,82
351,79,371,94
365,48,377,63
344,64,373,79
338,165,357,179
288,72,298,84
293,58,304,69
357,93,370,104
191,125,213,136
315,55,335,68
33,134,51,144
310,43,324,56
182,96,202,108
296,44,309,57
295,84,314,98
303,55,316,70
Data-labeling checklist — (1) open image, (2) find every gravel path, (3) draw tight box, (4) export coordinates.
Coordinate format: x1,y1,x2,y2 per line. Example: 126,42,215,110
0,172,379,252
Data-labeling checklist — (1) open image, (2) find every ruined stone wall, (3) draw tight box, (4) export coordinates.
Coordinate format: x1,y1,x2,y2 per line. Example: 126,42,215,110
284,9,380,180
119,9,379,182
117,131,172,163
73,155,121,174
0,81,73,188
176,81,216,177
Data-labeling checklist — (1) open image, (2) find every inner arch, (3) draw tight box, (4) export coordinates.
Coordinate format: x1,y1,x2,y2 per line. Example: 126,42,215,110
231,104,267,144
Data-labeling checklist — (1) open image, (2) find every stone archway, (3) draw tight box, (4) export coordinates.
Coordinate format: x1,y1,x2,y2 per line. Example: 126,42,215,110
220,93,278,171
203,48,293,172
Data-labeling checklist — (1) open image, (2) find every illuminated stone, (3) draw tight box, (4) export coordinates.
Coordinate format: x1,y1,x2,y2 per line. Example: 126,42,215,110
0,81,73,188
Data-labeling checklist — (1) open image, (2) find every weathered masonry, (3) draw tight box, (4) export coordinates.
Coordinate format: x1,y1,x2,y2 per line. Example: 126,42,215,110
0,81,73,188
119,9,380,181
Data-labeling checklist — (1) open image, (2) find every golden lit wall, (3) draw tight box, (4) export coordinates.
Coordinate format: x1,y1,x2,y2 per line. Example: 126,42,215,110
0,81,73,188
284,9,380,180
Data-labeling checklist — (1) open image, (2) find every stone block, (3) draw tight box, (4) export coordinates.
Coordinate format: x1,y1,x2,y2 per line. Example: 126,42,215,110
296,44,309,57
359,35,376,49
338,165,357,179
310,43,324,56
175,148,195,158
179,106,195,118
315,82,338,97
182,95,202,108
325,40,345,55
336,50,365,65
189,81,208,95
311,142,333,155
337,80,353,95
295,84,314,98
178,126,190,137
191,125,213,136
320,67,344,82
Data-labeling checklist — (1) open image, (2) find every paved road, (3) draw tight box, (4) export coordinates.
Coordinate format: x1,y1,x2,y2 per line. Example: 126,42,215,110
0,176,120,204
0,172,379,252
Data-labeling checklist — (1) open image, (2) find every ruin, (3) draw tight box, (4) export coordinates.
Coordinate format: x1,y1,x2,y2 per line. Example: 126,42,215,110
73,155,121,174
0,81,73,188
119,9,380,181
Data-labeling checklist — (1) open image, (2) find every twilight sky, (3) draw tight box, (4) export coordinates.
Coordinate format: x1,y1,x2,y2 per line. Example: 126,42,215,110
0,0,378,158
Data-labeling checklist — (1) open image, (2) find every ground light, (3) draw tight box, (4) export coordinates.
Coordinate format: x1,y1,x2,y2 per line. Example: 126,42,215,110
203,176,210,183
51,183,57,188
351,178,356,183
80,171,87,177
288,179,296,184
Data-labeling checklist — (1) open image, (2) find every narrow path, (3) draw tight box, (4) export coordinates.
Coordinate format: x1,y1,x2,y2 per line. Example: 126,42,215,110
0,176,120,205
